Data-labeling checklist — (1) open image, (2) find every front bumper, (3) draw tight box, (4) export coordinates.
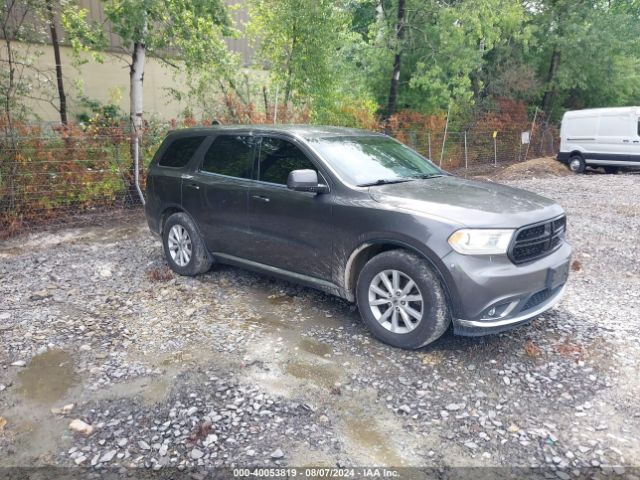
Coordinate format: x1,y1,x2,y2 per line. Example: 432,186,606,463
443,242,571,337
453,284,566,336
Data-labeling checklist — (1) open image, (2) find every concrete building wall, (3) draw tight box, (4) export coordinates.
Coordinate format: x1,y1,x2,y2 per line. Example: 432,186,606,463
6,0,255,123
20,43,191,122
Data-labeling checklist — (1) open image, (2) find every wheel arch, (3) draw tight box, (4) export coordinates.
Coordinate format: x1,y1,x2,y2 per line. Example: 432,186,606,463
159,205,185,236
159,205,205,239
343,240,460,315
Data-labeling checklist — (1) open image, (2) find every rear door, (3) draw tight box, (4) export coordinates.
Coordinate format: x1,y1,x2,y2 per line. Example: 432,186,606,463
181,134,257,257
246,135,333,281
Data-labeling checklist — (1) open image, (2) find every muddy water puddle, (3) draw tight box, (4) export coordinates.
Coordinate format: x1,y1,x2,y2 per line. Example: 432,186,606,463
17,349,80,404
285,360,341,389
298,338,332,357
343,418,405,466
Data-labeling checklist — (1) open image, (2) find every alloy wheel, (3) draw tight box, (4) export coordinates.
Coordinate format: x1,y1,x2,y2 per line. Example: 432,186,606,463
368,269,424,334
167,224,192,267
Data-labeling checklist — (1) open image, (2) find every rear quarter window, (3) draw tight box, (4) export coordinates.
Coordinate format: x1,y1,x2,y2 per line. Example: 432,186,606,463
158,135,206,168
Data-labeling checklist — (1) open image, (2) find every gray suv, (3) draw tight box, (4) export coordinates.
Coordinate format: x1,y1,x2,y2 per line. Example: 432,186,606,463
145,125,571,349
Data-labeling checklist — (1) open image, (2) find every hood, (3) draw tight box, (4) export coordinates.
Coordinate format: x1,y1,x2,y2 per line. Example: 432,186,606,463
368,176,564,228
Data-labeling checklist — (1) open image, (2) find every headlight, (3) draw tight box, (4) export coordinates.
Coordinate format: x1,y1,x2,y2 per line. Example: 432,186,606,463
448,229,514,255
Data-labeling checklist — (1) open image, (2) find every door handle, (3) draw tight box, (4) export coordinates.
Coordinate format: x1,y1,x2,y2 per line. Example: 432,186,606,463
186,183,200,190
252,195,270,203
623,139,629,143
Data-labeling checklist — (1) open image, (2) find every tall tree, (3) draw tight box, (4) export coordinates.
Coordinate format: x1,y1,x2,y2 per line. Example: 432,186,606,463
363,0,526,116
45,0,67,124
384,0,405,126
67,0,232,198
247,0,374,125
528,0,640,118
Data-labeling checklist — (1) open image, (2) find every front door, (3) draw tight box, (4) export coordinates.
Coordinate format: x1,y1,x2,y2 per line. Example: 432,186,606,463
246,136,333,281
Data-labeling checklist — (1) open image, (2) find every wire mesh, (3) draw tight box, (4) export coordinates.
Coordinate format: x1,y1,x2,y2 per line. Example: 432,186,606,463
0,126,165,238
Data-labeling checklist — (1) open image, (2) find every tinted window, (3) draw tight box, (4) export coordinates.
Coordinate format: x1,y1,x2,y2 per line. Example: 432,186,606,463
258,138,316,185
202,135,255,179
158,136,206,168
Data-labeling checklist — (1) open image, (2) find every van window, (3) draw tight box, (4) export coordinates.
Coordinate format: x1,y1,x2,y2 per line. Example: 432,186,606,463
637,118,640,136
565,116,597,137
597,115,631,137
158,136,206,168
201,135,255,179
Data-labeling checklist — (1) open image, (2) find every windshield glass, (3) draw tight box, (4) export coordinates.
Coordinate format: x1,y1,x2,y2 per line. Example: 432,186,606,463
309,135,442,186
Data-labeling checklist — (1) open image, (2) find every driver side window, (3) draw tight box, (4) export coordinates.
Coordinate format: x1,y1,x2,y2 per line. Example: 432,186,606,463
258,137,316,185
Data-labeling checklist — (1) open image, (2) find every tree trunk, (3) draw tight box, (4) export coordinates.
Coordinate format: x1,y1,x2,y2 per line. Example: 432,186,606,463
128,41,145,206
541,46,560,116
45,0,67,125
262,85,270,122
384,0,406,131
2,35,19,215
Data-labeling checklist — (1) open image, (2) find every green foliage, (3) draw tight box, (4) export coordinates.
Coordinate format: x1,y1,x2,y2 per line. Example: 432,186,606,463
247,0,376,125
61,5,106,64
526,0,640,117
101,0,233,74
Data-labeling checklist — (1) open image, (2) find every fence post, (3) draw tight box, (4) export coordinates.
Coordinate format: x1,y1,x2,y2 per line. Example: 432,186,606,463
428,132,432,160
439,102,451,167
493,134,497,167
524,106,538,161
464,131,468,170
134,136,146,206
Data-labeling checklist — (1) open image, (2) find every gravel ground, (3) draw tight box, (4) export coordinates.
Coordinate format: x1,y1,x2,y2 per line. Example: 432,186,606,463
0,172,639,477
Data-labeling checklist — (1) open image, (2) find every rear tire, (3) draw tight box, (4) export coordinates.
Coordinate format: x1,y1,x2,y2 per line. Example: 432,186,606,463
162,212,212,276
356,250,450,349
568,155,586,174
603,166,619,174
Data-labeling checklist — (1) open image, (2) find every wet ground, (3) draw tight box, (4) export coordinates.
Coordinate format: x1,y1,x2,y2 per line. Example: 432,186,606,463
0,174,639,476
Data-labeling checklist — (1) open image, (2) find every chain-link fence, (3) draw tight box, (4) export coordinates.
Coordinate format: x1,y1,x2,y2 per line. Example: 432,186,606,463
0,122,560,238
0,125,164,238
401,126,560,176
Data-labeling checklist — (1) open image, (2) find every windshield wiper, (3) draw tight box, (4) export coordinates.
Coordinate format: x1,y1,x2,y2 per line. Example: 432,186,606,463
410,173,445,179
357,178,413,187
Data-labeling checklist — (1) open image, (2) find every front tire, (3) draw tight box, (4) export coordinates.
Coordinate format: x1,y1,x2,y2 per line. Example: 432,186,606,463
162,212,212,276
568,155,586,174
356,250,450,349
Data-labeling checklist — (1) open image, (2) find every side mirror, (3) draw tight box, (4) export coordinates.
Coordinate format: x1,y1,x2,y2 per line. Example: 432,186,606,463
287,169,328,193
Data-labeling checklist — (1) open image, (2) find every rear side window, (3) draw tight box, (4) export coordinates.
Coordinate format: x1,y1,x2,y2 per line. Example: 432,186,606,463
158,136,206,168
201,135,255,179
258,137,316,185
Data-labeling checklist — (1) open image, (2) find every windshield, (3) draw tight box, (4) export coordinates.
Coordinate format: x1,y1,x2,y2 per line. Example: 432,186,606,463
309,135,443,186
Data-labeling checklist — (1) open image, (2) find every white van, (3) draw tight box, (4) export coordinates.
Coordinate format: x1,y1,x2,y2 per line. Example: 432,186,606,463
557,106,640,173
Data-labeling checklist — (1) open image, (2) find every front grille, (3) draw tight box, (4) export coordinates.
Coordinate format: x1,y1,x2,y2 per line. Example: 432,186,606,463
510,216,566,264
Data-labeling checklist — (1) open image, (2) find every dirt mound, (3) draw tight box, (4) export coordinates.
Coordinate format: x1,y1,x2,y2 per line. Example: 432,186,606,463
492,157,571,180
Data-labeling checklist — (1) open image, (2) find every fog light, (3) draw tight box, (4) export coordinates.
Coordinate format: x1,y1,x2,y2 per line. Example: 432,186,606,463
481,300,519,320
